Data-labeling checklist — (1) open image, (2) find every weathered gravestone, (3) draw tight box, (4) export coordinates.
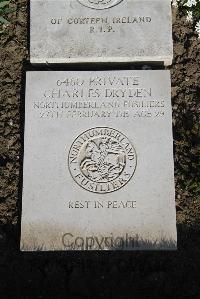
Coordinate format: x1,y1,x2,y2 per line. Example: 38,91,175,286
20,70,177,251
30,0,173,65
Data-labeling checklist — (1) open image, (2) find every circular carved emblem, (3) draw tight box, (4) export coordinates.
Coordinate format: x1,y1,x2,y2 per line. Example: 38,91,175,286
68,127,137,193
77,0,124,10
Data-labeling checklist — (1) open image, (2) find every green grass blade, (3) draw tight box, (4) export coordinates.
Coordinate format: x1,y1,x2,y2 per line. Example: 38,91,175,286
0,16,9,24
0,1,10,9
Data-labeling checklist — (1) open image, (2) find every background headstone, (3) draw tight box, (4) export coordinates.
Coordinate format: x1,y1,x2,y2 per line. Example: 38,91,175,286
30,0,173,65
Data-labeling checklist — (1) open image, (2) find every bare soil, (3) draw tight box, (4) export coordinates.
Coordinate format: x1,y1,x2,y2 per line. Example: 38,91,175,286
0,1,200,298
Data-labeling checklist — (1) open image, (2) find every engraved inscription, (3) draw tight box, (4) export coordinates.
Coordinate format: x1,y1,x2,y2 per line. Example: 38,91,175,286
68,127,137,193
77,0,124,10
50,16,152,35
33,75,166,120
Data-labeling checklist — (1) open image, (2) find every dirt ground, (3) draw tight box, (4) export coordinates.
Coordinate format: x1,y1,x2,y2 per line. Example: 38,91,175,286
0,1,200,298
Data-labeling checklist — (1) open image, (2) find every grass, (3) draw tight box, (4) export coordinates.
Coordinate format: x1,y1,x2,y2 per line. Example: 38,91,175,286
20,237,177,251
0,0,15,33
0,0,11,24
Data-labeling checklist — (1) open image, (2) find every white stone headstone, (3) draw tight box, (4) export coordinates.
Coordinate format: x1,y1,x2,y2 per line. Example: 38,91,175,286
30,0,173,65
21,70,177,251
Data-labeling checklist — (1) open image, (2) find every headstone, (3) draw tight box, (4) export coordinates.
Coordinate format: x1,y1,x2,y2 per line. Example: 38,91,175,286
21,70,177,251
30,0,173,65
